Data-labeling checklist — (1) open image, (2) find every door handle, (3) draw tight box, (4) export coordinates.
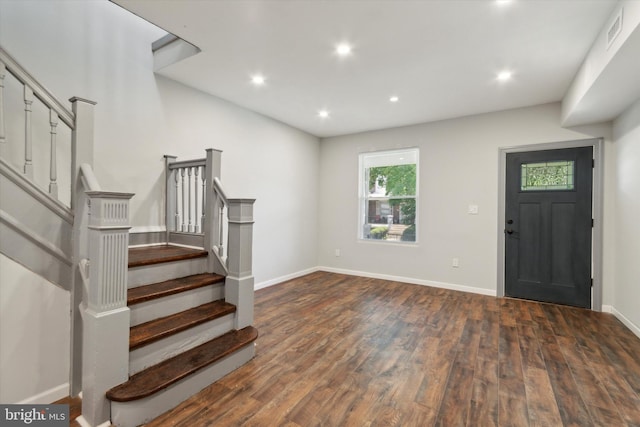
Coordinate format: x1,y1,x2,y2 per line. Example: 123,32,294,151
505,229,514,234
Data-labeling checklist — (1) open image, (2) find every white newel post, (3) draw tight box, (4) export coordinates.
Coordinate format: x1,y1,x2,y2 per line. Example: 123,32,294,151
70,97,97,396
164,155,177,241
225,199,256,329
70,97,97,208
204,148,223,274
81,191,133,427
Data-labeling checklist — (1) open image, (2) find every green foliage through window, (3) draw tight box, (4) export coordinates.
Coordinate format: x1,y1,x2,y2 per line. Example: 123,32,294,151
369,164,417,196
360,148,418,242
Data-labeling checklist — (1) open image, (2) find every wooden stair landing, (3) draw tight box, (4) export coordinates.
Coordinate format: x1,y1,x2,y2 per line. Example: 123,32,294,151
129,300,236,350
107,326,258,402
127,273,225,306
128,245,207,268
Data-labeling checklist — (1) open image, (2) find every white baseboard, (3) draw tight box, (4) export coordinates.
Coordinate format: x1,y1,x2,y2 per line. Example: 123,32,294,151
317,266,497,296
601,304,613,313
254,267,320,290
76,415,111,427
130,226,166,234
611,306,640,339
17,383,68,405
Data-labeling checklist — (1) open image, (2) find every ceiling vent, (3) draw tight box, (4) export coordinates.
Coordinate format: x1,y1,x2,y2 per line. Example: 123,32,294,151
606,7,623,50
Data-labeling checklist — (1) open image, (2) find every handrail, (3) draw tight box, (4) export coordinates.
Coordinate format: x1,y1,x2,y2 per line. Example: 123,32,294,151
79,163,102,192
0,47,75,128
213,177,228,204
168,158,206,170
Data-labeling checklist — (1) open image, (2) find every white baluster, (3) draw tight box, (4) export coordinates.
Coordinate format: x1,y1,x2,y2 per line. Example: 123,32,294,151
201,165,206,233
49,110,59,198
174,169,180,231
181,168,186,232
188,166,193,232
23,86,34,178
0,62,5,144
194,166,200,233
218,203,225,257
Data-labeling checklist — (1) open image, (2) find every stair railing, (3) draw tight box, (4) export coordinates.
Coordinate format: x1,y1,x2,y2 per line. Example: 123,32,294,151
164,154,208,247
1,46,133,427
165,149,255,329
0,47,74,202
165,148,228,270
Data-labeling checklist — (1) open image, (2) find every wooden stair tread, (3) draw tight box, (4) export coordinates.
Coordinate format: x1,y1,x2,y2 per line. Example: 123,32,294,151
128,245,207,268
130,300,236,350
107,326,258,402
127,273,225,306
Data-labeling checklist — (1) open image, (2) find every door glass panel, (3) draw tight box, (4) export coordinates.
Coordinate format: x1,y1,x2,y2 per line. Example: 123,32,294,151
521,160,574,191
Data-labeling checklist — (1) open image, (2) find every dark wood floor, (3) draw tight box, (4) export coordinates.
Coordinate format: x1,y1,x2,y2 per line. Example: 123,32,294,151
144,271,640,427
53,395,81,427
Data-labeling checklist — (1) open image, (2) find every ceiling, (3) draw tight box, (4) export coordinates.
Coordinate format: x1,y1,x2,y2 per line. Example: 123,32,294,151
114,0,618,138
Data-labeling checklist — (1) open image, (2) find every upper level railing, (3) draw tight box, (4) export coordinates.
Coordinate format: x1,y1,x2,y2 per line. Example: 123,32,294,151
165,149,232,275
166,156,207,234
0,47,74,204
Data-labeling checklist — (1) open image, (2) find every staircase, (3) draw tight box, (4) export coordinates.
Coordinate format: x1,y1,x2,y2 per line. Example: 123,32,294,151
0,46,258,427
106,245,257,426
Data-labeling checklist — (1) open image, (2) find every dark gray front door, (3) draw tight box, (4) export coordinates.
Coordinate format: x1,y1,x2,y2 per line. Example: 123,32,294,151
505,147,593,308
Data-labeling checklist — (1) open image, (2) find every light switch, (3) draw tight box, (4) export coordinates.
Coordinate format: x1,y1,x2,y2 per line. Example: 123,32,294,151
468,204,479,215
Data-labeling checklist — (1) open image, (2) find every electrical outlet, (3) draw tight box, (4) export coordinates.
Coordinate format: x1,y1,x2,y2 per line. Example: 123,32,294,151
452,257,460,268
335,249,341,257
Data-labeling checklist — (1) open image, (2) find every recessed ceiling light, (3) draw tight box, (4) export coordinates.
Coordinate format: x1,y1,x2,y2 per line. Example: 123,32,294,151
390,96,399,103
318,110,330,118
251,75,265,85
496,0,512,5
336,43,352,56
497,71,512,81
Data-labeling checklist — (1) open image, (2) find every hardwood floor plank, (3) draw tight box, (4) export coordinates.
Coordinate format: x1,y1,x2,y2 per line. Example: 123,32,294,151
544,359,594,426
468,358,499,427
498,324,529,427
522,367,563,426
516,323,545,371
435,360,475,426
140,272,640,426
589,362,640,426
555,335,619,414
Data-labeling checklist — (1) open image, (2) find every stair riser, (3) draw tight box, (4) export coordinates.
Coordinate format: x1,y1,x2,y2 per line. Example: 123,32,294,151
112,344,255,427
129,314,235,375
128,258,208,288
130,284,224,327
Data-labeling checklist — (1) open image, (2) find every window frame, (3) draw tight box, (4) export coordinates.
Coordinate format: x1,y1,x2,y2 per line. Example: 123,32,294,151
358,147,419,244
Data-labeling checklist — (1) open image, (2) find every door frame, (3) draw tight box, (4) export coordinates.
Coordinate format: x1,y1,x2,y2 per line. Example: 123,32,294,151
497,138,604,311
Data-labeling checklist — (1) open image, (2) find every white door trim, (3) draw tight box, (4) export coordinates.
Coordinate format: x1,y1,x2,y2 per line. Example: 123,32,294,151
497,138,604,311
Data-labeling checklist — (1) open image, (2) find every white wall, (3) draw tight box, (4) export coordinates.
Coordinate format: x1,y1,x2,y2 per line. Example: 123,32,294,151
0,254,70,404
318,103,615,301
612,99,640,335
0,0,320,286
562,0,640,125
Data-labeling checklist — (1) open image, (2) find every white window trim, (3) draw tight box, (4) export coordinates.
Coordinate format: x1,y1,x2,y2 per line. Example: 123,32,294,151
358,147,419,244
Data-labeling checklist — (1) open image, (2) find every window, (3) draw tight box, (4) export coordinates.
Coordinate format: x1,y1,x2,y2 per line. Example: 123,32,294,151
359,148,418,242
521,160,575,191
